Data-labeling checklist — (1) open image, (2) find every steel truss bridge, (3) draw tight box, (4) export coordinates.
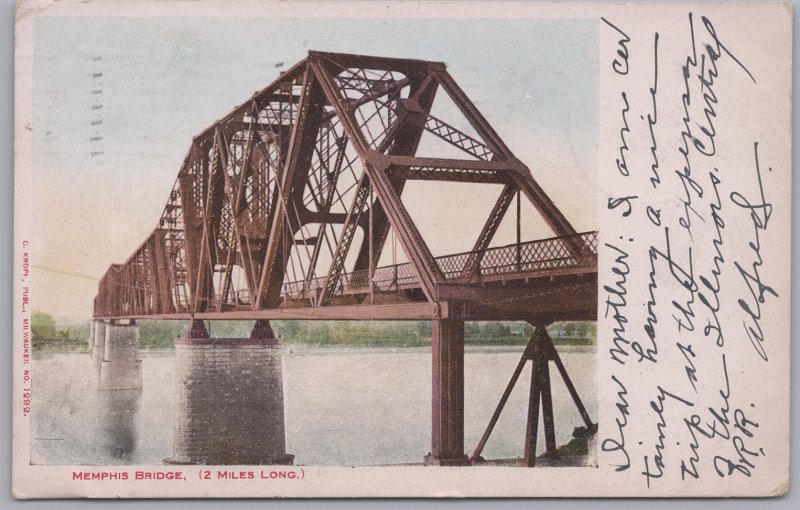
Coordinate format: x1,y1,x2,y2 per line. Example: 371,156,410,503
93,51,598,466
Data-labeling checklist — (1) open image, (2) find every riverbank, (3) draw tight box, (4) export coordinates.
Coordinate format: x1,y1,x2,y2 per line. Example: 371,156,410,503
33,336,596,353
33,344,598,361
32,317,596,351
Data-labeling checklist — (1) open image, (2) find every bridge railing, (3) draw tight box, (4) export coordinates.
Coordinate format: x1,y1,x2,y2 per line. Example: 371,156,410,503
281,231,598,300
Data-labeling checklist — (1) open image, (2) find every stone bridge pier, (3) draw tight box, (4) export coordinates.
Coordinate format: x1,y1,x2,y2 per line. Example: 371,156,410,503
89,319,142,390
90,320,105,362
166,319,293,465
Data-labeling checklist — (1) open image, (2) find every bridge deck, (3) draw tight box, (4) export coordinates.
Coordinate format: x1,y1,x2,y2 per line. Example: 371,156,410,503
97,231,597,322
281,231,597,301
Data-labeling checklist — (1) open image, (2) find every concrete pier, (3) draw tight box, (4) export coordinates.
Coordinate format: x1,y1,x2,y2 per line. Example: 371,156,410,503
90,320,107,363
166,320,292,465
98,389,141,461
88,320,96,350
98,320,142,390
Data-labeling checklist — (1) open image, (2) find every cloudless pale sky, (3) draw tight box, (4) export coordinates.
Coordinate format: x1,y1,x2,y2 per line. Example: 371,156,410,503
31,15,597,322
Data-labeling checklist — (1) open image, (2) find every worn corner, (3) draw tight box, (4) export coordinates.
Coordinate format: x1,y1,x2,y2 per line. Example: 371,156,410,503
16,0,56,22
768,479,790,497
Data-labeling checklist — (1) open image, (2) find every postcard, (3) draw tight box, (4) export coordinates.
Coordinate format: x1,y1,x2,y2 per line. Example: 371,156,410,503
12,0,792,498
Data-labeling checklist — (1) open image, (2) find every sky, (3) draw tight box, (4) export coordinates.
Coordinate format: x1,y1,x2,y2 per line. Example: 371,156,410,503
31,15,597,322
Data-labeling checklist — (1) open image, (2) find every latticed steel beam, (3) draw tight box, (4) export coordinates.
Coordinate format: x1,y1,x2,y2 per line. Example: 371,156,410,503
213,127,240,311
317,176,372,306
423,115,494,161
388,166,508,184
189,59,308,145
429,66,584,252
429,68,516,162
151,229,173,314
226,114,259,301
309,50,437,77
460,184,517,279
385,155,513,172
310,58,445,302
255,66,325,308
352,69,440,275
322,76,411,123
305,133,349,288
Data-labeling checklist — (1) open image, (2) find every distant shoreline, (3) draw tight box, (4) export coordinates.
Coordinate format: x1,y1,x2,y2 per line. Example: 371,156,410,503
32,337,596,354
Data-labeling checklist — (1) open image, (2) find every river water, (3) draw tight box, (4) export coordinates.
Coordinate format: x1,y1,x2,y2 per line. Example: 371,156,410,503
31,345,595,466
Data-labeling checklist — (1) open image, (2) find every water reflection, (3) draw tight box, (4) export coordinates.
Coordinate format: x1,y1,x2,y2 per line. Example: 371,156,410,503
97,389,141,463
33,346,596,466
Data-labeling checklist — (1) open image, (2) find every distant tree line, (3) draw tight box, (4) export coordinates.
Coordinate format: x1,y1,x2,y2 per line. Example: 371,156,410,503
31,311,89,351
31,310,597,351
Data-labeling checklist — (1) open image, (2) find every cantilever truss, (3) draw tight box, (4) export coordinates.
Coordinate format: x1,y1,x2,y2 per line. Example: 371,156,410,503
94,51,598,322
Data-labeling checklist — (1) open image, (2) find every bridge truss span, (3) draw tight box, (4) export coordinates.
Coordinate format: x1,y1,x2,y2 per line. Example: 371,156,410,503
93,51,598,323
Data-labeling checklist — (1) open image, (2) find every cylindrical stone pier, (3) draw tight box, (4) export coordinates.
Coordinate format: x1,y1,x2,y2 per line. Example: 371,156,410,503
166,320,292,465
99,320,142,390
88,320,96,350
91,320,107,363
98,388,141,461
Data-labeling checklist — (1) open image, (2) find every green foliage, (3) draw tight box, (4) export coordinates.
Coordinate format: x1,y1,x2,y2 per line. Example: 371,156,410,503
522,322,534,338
271,320,596,347
31,312,597,351
31,311,56,343
464,322,524,345
207,320,255,338
416,321,432,338
273,320,430,347
546,321,597,345
137,320,184,348
555,426,591,456
31,311,89,351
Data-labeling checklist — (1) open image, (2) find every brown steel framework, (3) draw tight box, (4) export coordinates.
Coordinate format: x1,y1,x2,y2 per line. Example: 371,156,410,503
93,51,598,465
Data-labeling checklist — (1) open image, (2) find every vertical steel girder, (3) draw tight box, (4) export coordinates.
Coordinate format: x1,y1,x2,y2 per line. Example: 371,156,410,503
426,319,468,465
